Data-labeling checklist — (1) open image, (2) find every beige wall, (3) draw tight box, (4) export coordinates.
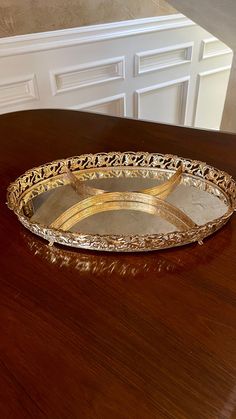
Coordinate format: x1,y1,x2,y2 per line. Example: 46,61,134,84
0,0,176,37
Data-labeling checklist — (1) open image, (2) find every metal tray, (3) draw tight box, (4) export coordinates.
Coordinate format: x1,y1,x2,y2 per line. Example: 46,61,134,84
7,151,236,252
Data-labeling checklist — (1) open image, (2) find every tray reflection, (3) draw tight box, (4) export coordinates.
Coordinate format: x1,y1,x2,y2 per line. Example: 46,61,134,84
22,225,231,279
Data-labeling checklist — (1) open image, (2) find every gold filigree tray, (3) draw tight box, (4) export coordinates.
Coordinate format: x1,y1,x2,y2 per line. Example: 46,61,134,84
7,152,236,252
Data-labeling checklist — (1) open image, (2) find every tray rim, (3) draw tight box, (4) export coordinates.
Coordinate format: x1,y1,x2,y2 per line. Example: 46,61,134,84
7,151,236,252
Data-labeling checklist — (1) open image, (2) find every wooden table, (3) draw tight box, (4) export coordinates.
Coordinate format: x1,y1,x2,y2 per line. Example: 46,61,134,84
0,109,236,419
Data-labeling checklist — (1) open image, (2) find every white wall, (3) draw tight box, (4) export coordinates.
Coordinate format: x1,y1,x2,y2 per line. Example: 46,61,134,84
0,14,232,130
168,0,236,132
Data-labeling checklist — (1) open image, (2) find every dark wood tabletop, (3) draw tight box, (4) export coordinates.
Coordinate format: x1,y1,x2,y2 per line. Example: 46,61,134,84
0,109,236,419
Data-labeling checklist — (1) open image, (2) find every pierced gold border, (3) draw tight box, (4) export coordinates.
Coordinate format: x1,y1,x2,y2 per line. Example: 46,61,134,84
7,151,236,252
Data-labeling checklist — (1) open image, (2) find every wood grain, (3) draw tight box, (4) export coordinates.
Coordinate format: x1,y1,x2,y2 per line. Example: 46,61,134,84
0,109,236,418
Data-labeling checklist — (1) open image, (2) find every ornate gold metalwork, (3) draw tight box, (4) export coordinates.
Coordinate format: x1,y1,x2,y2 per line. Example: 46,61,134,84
66,165,183,198
52,165,186,231
50,191,196,231
7,151,236,252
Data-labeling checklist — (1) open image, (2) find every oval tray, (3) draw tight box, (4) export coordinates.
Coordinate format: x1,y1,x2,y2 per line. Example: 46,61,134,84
7,151,236,252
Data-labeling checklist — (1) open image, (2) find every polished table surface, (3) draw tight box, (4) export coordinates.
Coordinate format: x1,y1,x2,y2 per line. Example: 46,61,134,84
0,109,236,419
